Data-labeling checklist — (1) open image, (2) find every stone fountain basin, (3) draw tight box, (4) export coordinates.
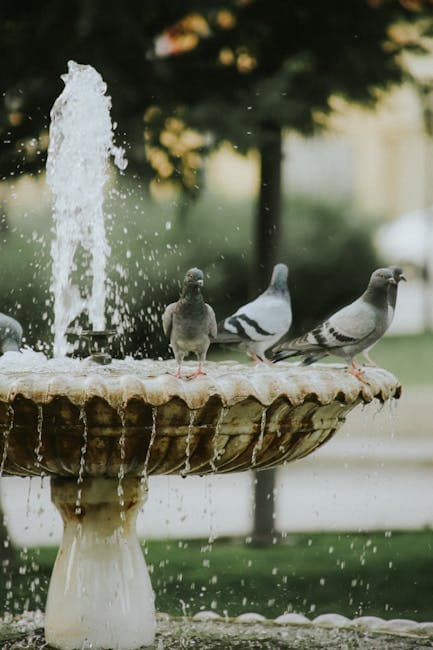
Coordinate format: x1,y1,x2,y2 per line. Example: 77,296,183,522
0,358,401,478
0,356,401,650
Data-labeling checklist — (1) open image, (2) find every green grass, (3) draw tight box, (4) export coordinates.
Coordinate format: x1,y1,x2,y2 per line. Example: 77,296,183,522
4,531,433,622
365,333,433,387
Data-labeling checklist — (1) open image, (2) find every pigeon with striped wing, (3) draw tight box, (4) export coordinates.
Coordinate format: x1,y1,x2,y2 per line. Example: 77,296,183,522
215,263,292,362
272,267,397,381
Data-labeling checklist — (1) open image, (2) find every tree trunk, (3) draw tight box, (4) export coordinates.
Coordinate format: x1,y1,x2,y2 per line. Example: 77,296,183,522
253,123,283,292
252,124,283,545
422,90,433,333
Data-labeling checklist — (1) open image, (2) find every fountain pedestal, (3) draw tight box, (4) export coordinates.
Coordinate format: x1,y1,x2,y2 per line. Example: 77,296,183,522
45,477,155,650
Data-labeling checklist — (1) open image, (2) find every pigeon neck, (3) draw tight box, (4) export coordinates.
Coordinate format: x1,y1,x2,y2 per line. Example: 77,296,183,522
388,283,398,309
362,283,389,309
266,284,289,298
181,284,202,301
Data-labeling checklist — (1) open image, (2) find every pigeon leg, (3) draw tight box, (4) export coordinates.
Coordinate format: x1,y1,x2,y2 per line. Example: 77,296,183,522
347,359,370,384
362,350,378,367
249,352,262,363
170,350,186,379
186,362,207,380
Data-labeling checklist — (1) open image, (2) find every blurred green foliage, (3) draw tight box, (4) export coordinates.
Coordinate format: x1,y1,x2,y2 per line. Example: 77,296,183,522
0,0,429,186
3,531,433,621
0,177,380,357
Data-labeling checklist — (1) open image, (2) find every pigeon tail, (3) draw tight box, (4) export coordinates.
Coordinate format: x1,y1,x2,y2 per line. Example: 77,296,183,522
213,329,242,344
271,348,301,363
301,352,328,365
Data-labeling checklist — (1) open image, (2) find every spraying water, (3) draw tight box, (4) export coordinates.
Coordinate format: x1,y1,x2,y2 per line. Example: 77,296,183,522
47,60,127,357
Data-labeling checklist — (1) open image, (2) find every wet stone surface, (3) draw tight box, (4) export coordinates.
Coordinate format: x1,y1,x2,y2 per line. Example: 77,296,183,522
1,618,433,649
0,356,400,479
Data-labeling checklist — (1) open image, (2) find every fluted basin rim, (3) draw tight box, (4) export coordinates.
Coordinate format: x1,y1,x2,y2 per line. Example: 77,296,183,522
0,355,401,409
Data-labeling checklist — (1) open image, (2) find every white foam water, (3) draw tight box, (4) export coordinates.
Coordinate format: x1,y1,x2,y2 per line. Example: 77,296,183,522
47,60,127,357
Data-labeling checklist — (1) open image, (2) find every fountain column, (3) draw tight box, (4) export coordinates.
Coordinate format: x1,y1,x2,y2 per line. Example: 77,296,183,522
45,477,155,650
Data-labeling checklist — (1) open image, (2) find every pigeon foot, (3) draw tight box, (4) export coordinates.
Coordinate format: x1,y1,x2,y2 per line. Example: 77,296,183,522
185,363,207,380
347,363,370,385
169,367,185,379
185,370,207,380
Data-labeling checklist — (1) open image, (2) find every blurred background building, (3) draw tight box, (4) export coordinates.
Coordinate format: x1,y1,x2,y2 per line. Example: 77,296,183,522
209,79,433,333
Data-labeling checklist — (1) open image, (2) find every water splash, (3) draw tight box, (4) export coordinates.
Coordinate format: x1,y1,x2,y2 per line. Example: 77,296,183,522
25,477,33,519
387,397,399,440
47,60,127,356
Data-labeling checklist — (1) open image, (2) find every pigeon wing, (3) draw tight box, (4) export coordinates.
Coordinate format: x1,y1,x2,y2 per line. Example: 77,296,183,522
290,299,376,352
162,302,177,338
206,304,218,339
223,294,291,342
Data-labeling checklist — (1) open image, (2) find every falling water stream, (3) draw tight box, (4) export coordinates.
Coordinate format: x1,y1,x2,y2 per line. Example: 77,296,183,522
251,408,268,467
140,407,158,491
118,407,127,522
182,412,196,477
34,406,44,479
210,407,228,471
74,407,88,516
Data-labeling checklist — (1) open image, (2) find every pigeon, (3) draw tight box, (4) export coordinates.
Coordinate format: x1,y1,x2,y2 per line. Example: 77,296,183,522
215,263,292,362
162,268,217,379
362,265,406,366
271,268,396,382
0,313,22,354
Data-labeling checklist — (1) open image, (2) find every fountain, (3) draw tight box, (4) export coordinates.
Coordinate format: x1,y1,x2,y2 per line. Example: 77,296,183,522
0,62,402,649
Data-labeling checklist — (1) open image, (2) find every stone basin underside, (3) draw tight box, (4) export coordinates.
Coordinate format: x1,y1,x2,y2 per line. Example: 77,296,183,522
0,361,400,478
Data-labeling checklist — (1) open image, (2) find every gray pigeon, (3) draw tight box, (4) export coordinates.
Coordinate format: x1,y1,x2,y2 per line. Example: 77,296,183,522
272,268,396,382
162,268,217,379
215,263,292,362
0,313,22,354
362,265,406,366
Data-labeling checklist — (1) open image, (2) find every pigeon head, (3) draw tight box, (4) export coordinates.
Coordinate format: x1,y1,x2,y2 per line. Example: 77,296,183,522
389,265,406,283
269,263,289,293
183,268,204,288
368,268,396,289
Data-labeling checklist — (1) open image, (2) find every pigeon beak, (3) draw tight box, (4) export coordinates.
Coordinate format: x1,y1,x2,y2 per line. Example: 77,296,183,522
400,274,407,282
